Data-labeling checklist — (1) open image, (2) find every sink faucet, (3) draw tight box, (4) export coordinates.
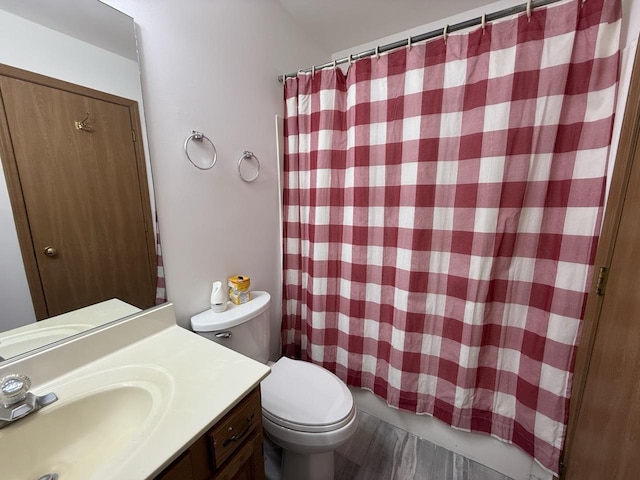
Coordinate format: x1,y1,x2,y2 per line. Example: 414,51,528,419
0,373,57,429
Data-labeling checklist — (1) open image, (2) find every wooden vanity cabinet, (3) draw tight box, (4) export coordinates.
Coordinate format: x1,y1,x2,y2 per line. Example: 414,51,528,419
156,387,266,480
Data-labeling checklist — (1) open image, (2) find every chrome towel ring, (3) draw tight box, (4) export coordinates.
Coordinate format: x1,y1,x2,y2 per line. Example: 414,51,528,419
184,130,217,170
238,151,260,182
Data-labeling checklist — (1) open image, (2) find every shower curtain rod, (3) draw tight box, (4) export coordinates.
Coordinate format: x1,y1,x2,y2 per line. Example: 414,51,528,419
278,0,565,83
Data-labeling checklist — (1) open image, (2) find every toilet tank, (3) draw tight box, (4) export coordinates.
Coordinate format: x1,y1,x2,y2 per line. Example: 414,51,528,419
190,291,271,363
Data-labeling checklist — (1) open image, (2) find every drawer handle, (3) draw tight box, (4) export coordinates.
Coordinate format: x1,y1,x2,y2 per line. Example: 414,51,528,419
222,412,254,447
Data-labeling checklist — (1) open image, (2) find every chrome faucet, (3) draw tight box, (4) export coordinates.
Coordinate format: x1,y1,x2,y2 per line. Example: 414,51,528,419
0,373,57,429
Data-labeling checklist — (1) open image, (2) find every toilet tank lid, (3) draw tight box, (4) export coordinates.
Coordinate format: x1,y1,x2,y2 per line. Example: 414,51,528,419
190,291,270,332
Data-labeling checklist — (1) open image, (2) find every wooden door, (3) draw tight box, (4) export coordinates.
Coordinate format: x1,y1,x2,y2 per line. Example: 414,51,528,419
562,48,640,478
0,66,156,318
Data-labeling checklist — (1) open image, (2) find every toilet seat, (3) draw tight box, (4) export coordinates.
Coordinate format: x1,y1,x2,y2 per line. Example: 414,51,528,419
261,357,355,434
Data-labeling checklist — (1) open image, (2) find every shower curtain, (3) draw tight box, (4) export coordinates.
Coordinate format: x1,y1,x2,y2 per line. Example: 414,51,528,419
155,213,167,304
281,0,621,473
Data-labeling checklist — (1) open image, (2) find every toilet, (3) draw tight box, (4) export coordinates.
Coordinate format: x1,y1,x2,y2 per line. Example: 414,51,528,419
190,291,357,480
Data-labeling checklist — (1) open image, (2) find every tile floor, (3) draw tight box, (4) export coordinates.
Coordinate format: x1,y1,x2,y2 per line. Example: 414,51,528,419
264,410,513,480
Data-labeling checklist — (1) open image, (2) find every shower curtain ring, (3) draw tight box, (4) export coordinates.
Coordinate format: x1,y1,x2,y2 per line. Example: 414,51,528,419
332,59,337,70
407,36,412,51
481,13,487,32
312,65,316,78
348,54,353,67
443,24,449,44
375,45,380,59
526,0,532,20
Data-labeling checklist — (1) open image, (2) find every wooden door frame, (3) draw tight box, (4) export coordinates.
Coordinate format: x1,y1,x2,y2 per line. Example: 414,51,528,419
0,63,156,320
561,46,640,474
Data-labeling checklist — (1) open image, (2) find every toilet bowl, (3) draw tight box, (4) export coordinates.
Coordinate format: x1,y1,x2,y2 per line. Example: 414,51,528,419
261,356,358,480
190,291,357,480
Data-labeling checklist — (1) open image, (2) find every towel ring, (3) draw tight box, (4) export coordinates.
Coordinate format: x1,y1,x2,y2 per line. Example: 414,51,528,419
238,151,260,182
184,130,217,170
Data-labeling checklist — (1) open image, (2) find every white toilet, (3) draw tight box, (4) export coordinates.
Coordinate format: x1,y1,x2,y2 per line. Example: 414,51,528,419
190,291,357,480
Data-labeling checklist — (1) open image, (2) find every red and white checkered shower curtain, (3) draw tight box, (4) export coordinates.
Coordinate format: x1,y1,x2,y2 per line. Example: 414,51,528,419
281,0,621,473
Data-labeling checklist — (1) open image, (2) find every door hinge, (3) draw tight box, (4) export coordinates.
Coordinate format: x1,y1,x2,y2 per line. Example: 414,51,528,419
595,266,609,296
132,129,136,142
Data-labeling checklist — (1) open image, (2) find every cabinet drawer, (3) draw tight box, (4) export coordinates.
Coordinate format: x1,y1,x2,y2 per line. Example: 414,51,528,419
209,387,262,469
213,429,263,480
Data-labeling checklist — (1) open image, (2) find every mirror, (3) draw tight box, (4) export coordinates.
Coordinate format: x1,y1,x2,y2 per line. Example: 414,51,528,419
0,0,155,361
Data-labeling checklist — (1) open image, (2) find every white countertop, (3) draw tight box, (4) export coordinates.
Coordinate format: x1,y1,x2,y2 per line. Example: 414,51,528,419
0,303,270,480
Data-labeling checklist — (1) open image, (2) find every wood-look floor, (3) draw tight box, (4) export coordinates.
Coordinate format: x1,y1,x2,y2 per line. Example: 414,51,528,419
264,410,513,480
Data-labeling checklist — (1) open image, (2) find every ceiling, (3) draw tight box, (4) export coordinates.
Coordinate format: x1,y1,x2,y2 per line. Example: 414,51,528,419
278,0,501,54
0,0,137,61
0,0,503,63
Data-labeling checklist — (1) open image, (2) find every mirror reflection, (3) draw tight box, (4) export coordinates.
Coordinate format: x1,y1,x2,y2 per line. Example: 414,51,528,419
0,0,156,361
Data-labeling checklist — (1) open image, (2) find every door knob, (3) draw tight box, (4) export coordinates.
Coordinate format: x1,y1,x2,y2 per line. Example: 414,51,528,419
43,246,57,257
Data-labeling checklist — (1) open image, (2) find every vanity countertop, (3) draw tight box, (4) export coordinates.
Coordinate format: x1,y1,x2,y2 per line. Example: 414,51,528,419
0,303,270,480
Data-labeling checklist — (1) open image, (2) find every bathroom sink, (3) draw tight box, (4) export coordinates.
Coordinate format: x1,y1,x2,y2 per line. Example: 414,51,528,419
0,365,173,480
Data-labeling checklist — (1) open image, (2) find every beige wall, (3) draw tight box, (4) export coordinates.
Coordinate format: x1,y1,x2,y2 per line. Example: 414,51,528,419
106,0,330,358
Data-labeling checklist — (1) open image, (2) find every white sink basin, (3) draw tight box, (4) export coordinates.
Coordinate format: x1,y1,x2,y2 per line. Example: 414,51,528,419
0,365,173,480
